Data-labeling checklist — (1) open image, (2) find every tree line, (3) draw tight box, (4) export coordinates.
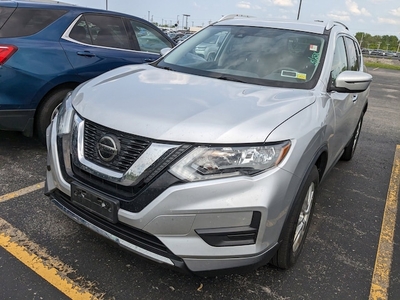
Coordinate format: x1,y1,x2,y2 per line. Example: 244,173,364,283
355,32,400,52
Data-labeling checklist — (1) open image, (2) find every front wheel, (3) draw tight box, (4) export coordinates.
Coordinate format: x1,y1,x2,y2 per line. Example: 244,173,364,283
271,165,319,269
35,88,72,145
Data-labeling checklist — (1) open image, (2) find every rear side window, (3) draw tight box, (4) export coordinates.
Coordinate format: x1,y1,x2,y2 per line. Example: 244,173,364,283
0,8,66,38
83,14,131,50
69,16,92,44
0,7,15,29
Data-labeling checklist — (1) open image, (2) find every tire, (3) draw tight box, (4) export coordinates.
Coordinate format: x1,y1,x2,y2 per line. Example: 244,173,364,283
340,113,364,161
35,88,72,145
271,165,319,269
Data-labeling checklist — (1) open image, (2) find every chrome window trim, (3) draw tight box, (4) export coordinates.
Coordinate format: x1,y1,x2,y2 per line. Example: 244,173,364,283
61,14,142,53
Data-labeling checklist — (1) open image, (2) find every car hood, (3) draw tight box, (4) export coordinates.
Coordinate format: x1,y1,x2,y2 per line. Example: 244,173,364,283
73,64,316,144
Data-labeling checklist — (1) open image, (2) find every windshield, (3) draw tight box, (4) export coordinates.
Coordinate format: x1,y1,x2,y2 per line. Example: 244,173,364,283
156,25,327,89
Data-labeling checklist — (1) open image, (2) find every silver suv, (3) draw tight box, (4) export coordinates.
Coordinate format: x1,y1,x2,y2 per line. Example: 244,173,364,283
45,15,372,275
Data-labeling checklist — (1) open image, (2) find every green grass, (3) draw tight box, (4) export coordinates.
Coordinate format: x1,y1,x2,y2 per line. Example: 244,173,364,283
365,61,400,71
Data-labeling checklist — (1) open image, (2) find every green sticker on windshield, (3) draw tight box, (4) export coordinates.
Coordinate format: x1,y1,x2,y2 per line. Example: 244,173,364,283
309,52,321,67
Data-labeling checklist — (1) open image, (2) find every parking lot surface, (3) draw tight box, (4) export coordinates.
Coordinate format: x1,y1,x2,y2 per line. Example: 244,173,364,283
0,68,399,299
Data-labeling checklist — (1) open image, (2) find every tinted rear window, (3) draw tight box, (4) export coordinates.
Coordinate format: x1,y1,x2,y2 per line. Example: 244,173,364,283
0,8,67,38
0,7,15,28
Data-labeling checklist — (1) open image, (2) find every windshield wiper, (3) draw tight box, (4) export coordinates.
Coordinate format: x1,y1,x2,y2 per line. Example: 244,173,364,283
215,75,247,83
157,66,175,71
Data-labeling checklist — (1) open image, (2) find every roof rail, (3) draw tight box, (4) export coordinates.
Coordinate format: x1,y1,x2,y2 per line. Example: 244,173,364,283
324,20,349,30
218,14,255,22
333,21,349,30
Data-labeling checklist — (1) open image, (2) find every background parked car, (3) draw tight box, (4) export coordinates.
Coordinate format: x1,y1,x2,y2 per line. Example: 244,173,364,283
0,0,174,143
386,51,398,57
195,30,228,61
361,48,371,55
370,49,386,56
175,33,192,43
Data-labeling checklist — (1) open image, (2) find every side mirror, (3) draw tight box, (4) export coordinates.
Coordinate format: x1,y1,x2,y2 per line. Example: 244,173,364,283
331,71,372,93
160,47,172,56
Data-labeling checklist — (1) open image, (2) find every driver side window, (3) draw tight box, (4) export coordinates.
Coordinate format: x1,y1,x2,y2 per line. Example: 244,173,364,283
331,37,348,82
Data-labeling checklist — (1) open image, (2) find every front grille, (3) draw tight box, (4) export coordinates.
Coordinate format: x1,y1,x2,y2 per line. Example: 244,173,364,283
84,120,151,173
71,164,143,199
61,120,189,212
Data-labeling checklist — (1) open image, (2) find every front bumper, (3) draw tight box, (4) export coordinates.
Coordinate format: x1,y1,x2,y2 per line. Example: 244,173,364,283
45,116,299,275
47,190,280,275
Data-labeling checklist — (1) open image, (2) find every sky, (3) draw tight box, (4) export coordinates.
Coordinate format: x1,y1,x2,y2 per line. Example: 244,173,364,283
65,0,400,37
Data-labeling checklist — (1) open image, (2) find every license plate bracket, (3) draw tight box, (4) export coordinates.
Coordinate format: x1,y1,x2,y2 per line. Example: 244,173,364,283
71,182,119,224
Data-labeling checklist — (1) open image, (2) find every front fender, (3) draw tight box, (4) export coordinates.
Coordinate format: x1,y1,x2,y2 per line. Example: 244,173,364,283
266,95,333,180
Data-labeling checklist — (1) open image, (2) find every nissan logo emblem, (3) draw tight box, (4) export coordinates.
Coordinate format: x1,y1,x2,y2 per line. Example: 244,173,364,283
97,135,118,162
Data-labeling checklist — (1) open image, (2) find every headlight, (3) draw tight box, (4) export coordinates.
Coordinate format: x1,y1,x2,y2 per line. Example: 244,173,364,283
169,141,291,182
57,92,75,136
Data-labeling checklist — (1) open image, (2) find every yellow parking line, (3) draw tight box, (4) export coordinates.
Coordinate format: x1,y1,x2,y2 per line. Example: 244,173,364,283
0,218,99,300
0,182,45,203
370,145,400,300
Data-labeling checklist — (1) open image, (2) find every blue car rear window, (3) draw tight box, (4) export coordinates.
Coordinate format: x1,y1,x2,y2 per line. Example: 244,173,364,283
0,8,67,38
0,7,15,29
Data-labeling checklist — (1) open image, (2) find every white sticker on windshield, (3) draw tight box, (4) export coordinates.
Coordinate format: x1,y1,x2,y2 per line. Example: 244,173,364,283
280,70,307,80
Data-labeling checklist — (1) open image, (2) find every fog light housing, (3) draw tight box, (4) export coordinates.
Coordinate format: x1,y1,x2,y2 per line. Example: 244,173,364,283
195,211,261,247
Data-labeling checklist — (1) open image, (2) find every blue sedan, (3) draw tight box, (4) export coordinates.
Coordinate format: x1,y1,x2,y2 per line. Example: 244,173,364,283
0,0,174,143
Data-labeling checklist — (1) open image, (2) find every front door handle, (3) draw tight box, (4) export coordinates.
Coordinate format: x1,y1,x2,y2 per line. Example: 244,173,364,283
77,51,96,57
352,94,358,102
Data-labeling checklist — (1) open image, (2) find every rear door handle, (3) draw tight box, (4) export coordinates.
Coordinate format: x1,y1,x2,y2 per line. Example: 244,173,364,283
144,58,156,62
76,51,96,57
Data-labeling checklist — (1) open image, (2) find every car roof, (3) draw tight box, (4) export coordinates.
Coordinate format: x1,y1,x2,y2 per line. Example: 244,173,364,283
214,15,349,35
0,0,150,20
0,0,74,7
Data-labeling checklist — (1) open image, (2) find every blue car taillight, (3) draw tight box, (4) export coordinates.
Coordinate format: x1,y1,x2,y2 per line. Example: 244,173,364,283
0,45,18,64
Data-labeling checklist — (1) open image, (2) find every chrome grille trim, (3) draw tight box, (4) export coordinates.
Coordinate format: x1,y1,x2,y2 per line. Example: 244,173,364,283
71,117,181,186
84,120,150,173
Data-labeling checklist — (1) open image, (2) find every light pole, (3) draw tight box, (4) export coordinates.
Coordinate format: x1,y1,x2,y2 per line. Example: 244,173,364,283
183,14,190,30
297,0,302,20
105,0,108,10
